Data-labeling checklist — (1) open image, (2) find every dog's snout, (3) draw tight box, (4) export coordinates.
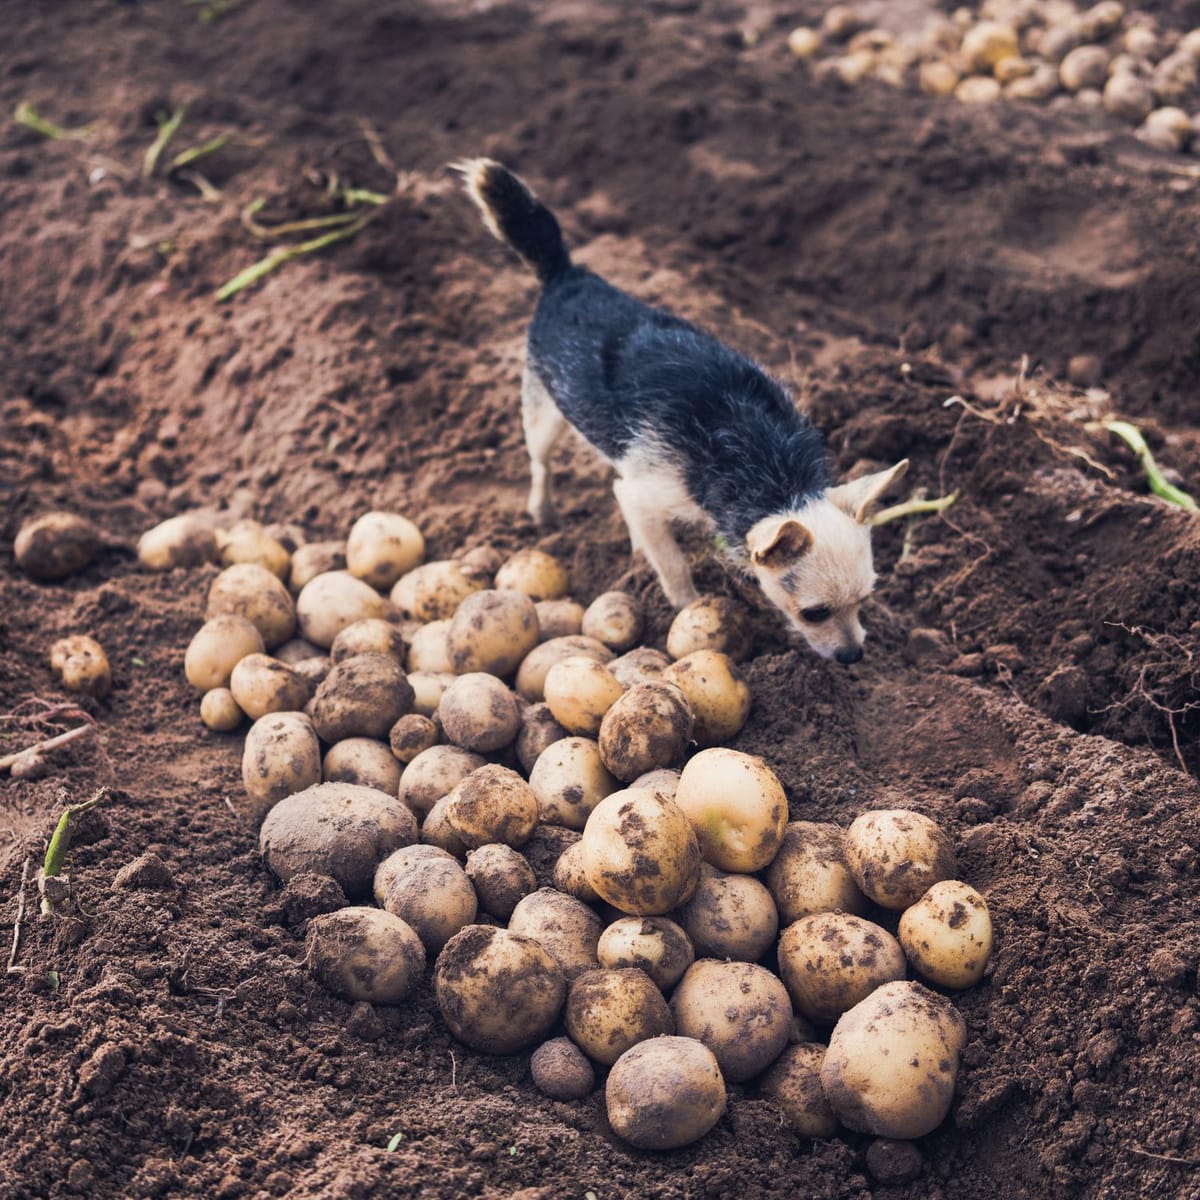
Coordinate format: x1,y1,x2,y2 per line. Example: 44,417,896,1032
835,646,863,665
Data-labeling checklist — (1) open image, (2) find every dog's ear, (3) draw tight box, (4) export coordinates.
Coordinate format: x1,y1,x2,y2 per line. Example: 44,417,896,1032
828,459,909,523
747,516,813,567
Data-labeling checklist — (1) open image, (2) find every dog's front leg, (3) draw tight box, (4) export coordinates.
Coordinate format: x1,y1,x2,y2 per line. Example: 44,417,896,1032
613,476,699,608
522,366,566,527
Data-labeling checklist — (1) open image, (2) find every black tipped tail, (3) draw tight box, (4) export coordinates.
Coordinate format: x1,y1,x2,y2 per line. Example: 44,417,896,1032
454,158,571,284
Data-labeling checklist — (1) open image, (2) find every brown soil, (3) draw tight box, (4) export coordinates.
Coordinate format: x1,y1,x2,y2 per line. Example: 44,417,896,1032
3,2,1200,1198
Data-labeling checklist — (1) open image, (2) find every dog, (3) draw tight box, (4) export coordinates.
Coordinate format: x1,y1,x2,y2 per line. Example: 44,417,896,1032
457,159,907,664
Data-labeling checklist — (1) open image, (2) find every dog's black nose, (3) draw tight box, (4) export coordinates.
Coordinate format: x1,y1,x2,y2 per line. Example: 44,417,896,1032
836,646,863,665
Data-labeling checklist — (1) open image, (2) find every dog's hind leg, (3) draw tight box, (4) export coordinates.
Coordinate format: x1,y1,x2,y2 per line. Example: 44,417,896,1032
522,366,566,527
613,476,699,608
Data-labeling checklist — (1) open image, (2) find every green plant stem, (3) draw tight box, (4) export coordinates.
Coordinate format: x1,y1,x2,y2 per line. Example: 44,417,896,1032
1104,421,1198,512
169,133,230,172
13,101,91,141
869,492,959,527
40,788,108,915
143,106,186,178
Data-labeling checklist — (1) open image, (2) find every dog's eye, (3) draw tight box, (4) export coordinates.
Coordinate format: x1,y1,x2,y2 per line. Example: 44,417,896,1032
800,606,832,624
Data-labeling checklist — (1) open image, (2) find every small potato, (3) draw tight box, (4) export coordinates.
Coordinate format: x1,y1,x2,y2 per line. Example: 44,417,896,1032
1060,44,1110,92
296,570,390,650
390,560,484,621
820,980,967,1139
515,635,613,703
552,840,600,903
446,589,539,677
960,20,1017,72
778,912,906,1024
374,844,477,953
531,1037,594,1100
185,615,266,690
544,656,624,737
288,541,346,594
437,673,522,752
767,821,869,923
14,511,98,581
662,650,751,746
597,916,694,991
516,702,568,774
200,687,243,732
138,512,218,571
597,681,693,782
407,621,455,674
457,544,504,582
580,788,701,915
242,712,322,818
330,618,406,664
49,635,111,698
899,880,992,989
758,1044,839,1138
509,887,604,980
346,511,425,589
306,906,425,1003
677,867,779,962
323,737,402,795
672,960,792,1083
581,591,644,652
535,599,585,640
530,737,618,830
216,518,290,580
606,1037,726,1150
307,653,415,742
400,745,486,815
464,844,536,921
229,653,309,720
421,795,470,858
565,968,674,1065
274,638,324,665
408,670,456,717
494,548,569,601
207,562,297,649
433,925,566,1055
629,768,679,798
292,656,331,691
259,781,417,899
389,713,439,763
674,748,787,873
607,646,671,688
666,595,750,661
844,809,957,910
444,764,539,848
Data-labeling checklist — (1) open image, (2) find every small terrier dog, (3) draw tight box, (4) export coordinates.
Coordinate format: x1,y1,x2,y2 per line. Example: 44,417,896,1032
458,159,907,664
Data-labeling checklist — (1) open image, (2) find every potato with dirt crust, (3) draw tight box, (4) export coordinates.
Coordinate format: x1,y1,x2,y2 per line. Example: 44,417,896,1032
446,589,540,677
565,968,674,1065
307,652,414,743
305,906,425,1004
434,925,567,1055
288,541,346,594
778,912,907,1024
390,559,484,621
444,764,539,849
580,788,702,915
899,880,992,989
464,844,536,921
820,979,967,1139
607,646,672,688
323,737,402,795
529,736,618,830
200,688,243,732
400,744,487,815
844,809,957,910
494,547,569,601
241,711,322,817
543,656,625,737
330,618,407,665
508,888,604,980
407,669,456,717
606,1036,726,1150
552,841,600,903
295,570,390,650
516,702,568,774
758,1043,840,1138
534,599,585,640
666,595,750,661
259,781,417,899
49,635,111,698
229,653,309,720
662,649,751,746
671,959,792,1083
216,518,290,580
420,795,470,858
515,635,613,703
767,820,869,923
597,681,693,781
138,512,219,571
185,614,265,691
207,562,297,649
674,748,787,873
374,844,477,953
15,511,99,581
677,866,779,962
274,637,324,665
581,591,644,652
629,767,680,798
457,544,503,582
596,916,694,991
436,672,521,752
388,713,439,763
406,620,454,674
346,511,424,589
531,1037,595,1100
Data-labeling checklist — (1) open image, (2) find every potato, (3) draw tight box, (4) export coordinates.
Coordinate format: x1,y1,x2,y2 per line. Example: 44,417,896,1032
346,511,424,589
185,615,266,691
305,906,425,1003
207,563,297,649
629,767,680,798
565,968,674,1065
437,673,521,752
444,764,539,849
242,712,322,818
1138,105,1193,152
605,1037,726,1150
406,621,454,674
229,653,309,720
390,560,484,621
307,652,414,742
552,840,600,903
672,960,792,1083
49,635,111,698
1104,70,1154,122
515,635,613,703
516,702,568,774
666,595,749,661
544,656,624,737
421,795,470,858
919,60,960,95
400,745,487,815
674,748,787,873
529,737,618,830
899,880,992,989
767,821,869,923
389,713,439,763
581,591,643,652
494,548,569,601
330,618,406,664
259,781,417,898
534,599,585,640
274,637,324,665
200,687,243,732
787,26,822,58
374,844,477,953
14,511,98,580
844,809,957,910
138,512,219,571
598,681,693,782
778,912,906,1024
216,518,290,580
960,20,1017,72
292,656,331,691
408,669,456,717
531,1037,595,1100
1060,44,1110,92
596,916,694,991
464,844,536,920
433,925,566,1055
758,1044,839,1138
323,737,402,794
662,650,751,746
820,980,967,1138
457,544,503,582
506,889,598,978
446,590,539,677
608,646,671,688
677,867,778,962
580,788,701,915
288,541,346,594
296,570,390,649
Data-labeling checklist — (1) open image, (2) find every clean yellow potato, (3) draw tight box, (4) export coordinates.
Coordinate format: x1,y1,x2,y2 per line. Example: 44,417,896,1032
464,844,536,921
672,960,792,1083
674,748,787,873
229,653,309,720
844,809,957,910
137,512,218,571
820,980,967,1138
516,702,568,774
436,672,522,752
543,656,624,737
606,1037,726,1150
597,681,693,782
766,821,869,923
407,620,455,674
374,843,477,953
330,618,407,664
388,713,439,763
628,768,680,798
662,650,751,746
420,795,469,858
15,511,98,580
758,1044,840,1138
241,711,322,819
390,559,484,621
295,570,390,650
552,840,600,903
494,548,569,601
515,635,613,703
446,589,540,676
288,541,346,595
677,867,779,962
534,599,585,640
346,511,425,589
565,968,674,1065
407,669,456,717
529,737,618,830
778,912,907,1024
433,925,566,1055
207,562,297,649
666,595,750,661
400,745,486,815
323,737,402,794
200,688,243,732
305,906,425,1003
49,635,111,699
444,764,539,848
581,591,644,652
530,1037,595,1100
960,19,1018,72
899,880,993,988
509,887,604,980
216,518,290,580
307,652,415,742
607,646,672,688
185,615,265,691
596,916,694,991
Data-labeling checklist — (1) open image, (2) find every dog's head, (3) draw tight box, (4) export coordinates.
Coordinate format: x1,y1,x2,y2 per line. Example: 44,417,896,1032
745,461,908,663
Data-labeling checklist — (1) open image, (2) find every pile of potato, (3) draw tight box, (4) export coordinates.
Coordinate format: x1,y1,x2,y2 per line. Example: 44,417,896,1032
166,507,993,1156
789,2,1200,154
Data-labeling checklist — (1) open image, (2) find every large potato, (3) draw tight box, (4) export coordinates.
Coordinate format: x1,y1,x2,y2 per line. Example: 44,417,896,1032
607,646,672,688
400,745,486,815
216,518,290,580
820,980,967,1138
390,560,483,621
444,764,538,849
516,702,567,774
305,907,425,1003
374,844,477,953
899,880,993,989
565,968,674,1065
758,1044,840,1137
229,653,309,720
185,615,265,691
544,656,624,736
677,867,778,962
464,844,536,921
207,562,296,649
446,590,539,677
666,595,750,661
662,650,751,746
844,809,957,910
534,599,585,640
288,541,346,594
515,635,613,703
330,618,406,664
346,511,425,589
296,571,390,650
49,635,111,699
241,712,322,818
596,916,694,991
138,512,219,571
529,737,618,830
597,681,693,782
307,652,414,742
323,737,402,794
437,673,521,752
767,821,869,923
494,548,569,600
581,591,644,652
509,888,603,980
434,925,566,1055
15,512,99,580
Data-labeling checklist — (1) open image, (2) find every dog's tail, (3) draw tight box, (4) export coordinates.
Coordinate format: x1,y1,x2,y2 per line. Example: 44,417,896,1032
454,158,571,284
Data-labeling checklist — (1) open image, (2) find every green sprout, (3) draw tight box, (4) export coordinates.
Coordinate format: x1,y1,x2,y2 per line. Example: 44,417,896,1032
40,788,107,915
1103,421,1197,512
13,101,92,141
143,106,186,178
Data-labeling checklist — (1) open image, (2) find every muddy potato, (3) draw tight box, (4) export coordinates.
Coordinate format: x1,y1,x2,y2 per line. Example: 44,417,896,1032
899,880,993,989
434,925,566,1055
531,1037,595,1100
421,795,470,858
307,652,414,742
457,544,503,582
552,840,600,902
216,518,290,580
15,511,99,581
390,559,484,621
597,681,693,781
662,650,750,746
758,1044,840,1138
444,764,539,848
666,595,750,661
517,702,568,773
345,511,424,589
274,637,324,665
185,615,266,690
778,912,907,1024
305,906,425,1003
389,713,439,763
207,562,297,649
408,669,456,717
535,599,585,640
406,620,454,674
374,843,477,953
400,745,487,815
606,1036,726,1150
323,737,402,794
821,980,967,1138
138,512,219,571
464,844,536,921
494,547,569,601
437,672,522,752
530,736,618,830
295,570,390,650
565,968,674,1065
259,781,417,899
288,541,346,594
330,618,406,664
241,712,322,818
446,589,540,677
515,635,613,703
607,646,671,688
630,767,680,798
49,635,111,698
228,653,309,720
201,687,243,732
767,821,869,923
581,591,643,652
543,656,624,737
292,656,331,692
677,867,779,962
507,887,602,980
844,809,957,910
597,916,694,991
